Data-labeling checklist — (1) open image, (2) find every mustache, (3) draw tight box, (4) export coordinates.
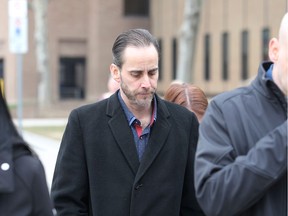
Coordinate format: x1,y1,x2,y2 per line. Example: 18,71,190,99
137,89,155,95
138,87,156,93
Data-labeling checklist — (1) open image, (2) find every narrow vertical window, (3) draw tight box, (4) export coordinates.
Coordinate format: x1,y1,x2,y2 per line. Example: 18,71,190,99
158,38,162,81
204,34,210,81
172,38,177,80
59,57,86,99
222,32,229,80
241,30,249,80
262,28,270,61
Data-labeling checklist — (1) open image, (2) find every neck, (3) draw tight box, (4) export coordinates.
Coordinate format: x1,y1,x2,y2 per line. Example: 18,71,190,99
130,103,152,120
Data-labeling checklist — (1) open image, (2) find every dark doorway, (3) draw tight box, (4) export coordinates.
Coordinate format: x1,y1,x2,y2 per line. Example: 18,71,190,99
124,0,149,16
59,57,86,99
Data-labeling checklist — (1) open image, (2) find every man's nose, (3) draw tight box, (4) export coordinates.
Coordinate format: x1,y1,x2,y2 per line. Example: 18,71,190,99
140,74,151,88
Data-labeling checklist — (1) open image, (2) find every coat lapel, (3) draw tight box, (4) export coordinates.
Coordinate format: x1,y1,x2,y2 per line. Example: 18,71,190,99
107,93,140,175
135,98,171,183
107,93,172,180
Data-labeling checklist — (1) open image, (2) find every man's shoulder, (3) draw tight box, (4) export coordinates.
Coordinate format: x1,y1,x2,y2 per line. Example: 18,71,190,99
212,62,268,106
159,98,196,119
212,85,253,106
67,100,108,120
73,99,108,113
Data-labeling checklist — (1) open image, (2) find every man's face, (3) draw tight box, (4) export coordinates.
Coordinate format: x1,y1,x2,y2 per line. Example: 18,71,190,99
269,13,288,96
270,14,288,96
277,31,288,95
118,45,159,109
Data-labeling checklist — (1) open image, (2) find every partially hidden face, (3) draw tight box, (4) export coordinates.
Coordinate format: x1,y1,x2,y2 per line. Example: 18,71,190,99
270,13,288,96
278,29,288,96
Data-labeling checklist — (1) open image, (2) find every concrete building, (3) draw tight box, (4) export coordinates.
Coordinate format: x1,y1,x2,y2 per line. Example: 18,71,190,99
0,0,150,117
0,0,286,117
152,0,287,96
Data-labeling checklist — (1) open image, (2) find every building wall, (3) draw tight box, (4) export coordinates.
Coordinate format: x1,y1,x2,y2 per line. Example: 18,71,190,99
1,0,149,117
150,0,185,93
0,0,17,104
48,0,89,103
86,0,149,101
151,0,287,96
1,0,286,117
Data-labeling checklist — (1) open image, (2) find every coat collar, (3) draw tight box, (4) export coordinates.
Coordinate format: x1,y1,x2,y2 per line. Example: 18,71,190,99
106,91,171,180
253,62,287,112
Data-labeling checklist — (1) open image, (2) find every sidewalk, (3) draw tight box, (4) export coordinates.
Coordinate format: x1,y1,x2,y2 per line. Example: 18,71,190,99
14,118,67,191
23,131,60,191
14,118,67,127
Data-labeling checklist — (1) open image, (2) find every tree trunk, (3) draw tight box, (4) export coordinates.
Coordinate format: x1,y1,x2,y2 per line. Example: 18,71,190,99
176,0,201,83
32,0,50,108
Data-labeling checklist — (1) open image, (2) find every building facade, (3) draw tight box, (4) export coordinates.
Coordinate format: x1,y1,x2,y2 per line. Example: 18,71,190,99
0,0,150,117
0,0,286,117
152,0,286,96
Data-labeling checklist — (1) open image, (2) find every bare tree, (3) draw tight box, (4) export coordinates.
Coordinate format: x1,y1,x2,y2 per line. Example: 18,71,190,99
176,0,201,83
31,0,50,108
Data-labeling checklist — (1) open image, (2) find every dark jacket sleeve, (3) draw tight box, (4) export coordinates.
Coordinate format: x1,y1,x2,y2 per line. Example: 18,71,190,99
51,109,89,215
30,158,54,216
194,101,287,216
181,113,206,216
15,153,54,216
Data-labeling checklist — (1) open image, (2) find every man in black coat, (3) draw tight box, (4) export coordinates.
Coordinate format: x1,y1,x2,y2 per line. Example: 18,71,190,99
0,86,54,215
51,28,204,216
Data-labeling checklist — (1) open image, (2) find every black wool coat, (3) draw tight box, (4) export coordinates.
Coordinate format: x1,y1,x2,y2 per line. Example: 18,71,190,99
52,92,204,216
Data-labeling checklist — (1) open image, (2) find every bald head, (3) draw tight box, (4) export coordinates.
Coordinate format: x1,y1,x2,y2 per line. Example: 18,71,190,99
270,13,288,96
278,13,288,44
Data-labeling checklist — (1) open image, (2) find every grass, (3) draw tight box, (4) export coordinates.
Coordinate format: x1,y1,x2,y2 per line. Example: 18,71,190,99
24,126,66,141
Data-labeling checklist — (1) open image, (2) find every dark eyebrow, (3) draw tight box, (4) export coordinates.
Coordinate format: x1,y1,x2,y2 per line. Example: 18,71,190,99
128,67,158,73
128,69,143,73
148,67,158,72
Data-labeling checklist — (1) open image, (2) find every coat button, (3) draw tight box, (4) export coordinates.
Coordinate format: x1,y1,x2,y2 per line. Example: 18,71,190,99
134,184,143,190
1,163,10,171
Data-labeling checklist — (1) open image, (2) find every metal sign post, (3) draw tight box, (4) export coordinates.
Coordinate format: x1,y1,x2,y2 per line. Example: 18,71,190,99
16,54,23,134
8,0,28,135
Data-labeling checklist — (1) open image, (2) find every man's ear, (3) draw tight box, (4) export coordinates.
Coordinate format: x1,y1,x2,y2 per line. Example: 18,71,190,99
110,64,121,83
268,38,279,62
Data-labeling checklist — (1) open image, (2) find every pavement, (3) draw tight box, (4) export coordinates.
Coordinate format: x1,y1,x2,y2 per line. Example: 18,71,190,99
14,118,68,191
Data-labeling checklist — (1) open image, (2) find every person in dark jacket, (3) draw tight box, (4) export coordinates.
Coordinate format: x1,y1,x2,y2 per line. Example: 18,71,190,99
194,13,288,216
0,88,54,215
52,28,205,216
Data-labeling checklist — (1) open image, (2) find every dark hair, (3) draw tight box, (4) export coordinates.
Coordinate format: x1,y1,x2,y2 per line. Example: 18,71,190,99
112,28,160,68
0,91,20,143
164,82,208,122
0,90,32,153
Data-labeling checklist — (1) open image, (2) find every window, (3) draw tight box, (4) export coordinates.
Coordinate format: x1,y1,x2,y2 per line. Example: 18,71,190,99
0,59,4,95
222,32,229,80
204,34,210,81
262,28,270,61
124,0,149,16
241,30,249,80
59,57,86,99
172,38,177,80
158,38,162,81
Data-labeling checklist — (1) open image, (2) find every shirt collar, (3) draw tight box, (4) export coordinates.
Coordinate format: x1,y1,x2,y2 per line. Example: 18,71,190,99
118,91,157,126
265,64,273,80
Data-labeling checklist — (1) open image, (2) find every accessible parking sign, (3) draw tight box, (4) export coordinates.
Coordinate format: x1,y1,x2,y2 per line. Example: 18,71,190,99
8,0,28,54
